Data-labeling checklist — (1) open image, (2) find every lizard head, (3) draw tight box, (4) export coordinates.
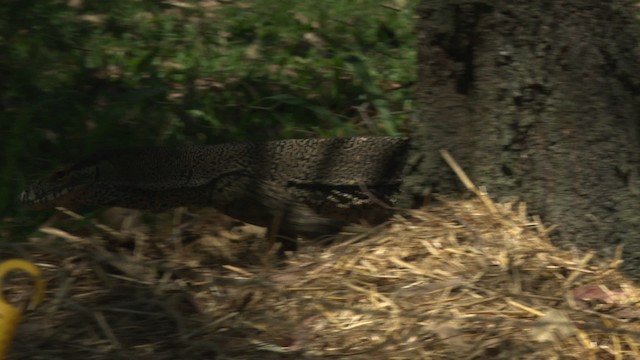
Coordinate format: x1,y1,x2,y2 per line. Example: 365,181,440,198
20,159,108,209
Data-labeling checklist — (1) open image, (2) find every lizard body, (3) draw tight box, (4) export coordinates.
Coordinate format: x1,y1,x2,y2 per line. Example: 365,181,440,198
21,137,409,239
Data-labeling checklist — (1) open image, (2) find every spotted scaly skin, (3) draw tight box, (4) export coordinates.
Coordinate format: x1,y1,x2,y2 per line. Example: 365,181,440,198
21,137,409,238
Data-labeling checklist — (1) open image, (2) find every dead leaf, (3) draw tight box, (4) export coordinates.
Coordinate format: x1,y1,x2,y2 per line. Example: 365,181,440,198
530,309,577,343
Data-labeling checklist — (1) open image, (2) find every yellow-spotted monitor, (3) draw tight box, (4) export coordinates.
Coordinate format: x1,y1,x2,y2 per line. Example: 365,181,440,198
21,137,409,249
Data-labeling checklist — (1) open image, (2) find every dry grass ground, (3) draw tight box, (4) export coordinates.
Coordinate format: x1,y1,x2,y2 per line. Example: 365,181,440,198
3,190,640,359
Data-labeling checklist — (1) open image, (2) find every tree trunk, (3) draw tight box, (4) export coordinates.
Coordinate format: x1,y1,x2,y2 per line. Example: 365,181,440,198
402,0,640,271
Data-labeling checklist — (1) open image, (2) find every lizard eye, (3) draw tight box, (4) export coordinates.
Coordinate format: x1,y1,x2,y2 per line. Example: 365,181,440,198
53,170,67,180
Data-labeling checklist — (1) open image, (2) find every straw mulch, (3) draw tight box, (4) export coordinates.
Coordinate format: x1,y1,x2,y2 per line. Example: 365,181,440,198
3,183,640,359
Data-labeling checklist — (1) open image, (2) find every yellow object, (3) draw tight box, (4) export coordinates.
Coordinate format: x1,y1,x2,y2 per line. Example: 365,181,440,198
0,259,45,360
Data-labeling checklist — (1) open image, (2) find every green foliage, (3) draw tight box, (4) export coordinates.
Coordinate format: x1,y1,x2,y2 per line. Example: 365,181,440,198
0,0,417,222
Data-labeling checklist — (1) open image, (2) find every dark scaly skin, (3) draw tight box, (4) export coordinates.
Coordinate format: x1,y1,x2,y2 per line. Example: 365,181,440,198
21,137,409,239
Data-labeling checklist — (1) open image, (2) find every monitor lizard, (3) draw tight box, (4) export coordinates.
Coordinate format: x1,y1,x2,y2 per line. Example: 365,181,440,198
20,137,409,244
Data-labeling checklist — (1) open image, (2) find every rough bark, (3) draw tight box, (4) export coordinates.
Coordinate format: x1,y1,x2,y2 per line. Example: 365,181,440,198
402,0,640,271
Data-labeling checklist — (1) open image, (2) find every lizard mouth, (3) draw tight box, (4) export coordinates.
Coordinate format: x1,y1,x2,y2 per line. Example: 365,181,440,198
20,186,75,209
